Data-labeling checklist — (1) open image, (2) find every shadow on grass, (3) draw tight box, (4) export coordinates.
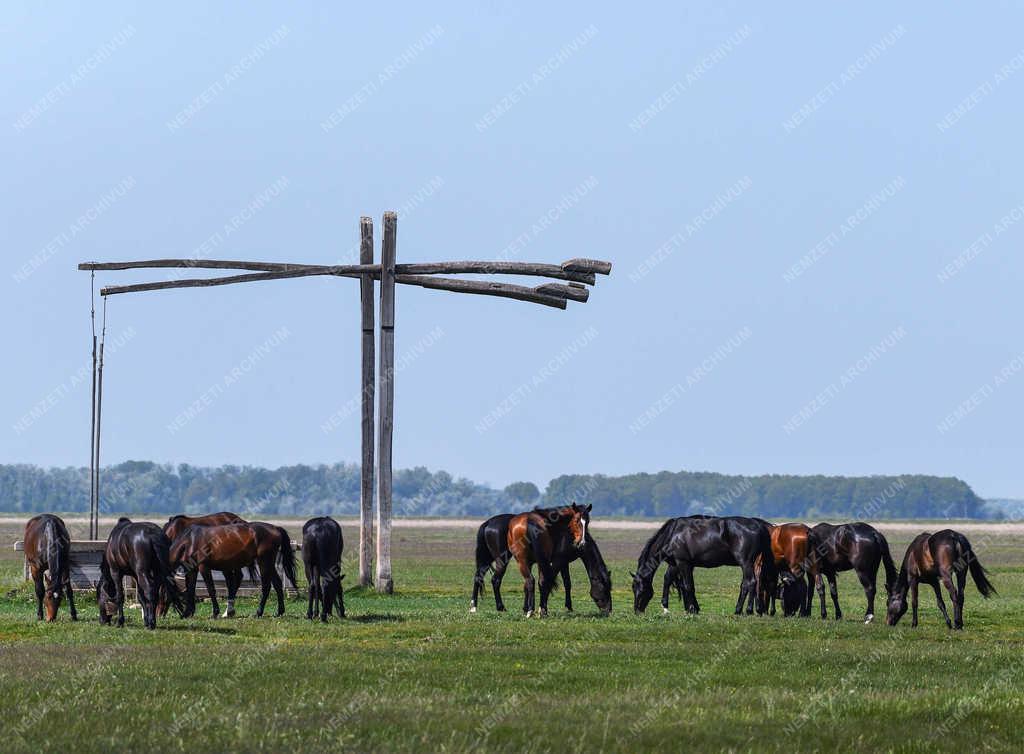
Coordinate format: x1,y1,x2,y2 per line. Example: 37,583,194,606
347,613,405,624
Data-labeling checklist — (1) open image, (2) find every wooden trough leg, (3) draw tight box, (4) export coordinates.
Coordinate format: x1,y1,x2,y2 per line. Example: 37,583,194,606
359,216,376,588
375,211,396,594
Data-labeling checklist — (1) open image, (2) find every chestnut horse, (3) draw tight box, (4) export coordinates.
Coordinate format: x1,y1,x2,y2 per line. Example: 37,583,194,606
472,508,610,615
168,522,297,618
97,518,184,629
302,516,345,622
762,523,817,617
506,503,590,617
23,514,77,622
809,522,897,623
886,529,995,629
161,511,247,617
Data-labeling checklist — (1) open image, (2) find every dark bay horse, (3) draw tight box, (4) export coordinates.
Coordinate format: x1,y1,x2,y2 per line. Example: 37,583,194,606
506,503,590,617
163,511,246,615
886,530,995,629
809,522,897,623
98,518,184,629
23,514,77,622
302,516,345,622
472,508,611,615
168,522,297,618
632,516,775,616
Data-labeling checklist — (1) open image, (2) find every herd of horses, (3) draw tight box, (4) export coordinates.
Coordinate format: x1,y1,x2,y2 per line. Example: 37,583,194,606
470,507,997,629
24,511,345,629
24,505,997,631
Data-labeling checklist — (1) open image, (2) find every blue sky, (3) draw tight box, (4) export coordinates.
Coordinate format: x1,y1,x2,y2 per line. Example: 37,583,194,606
4,4,1024,497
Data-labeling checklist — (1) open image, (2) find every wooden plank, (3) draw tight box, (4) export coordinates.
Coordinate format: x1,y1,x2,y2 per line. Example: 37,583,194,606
359,216,376,588
395,262,596,285
100,267,375,297
395,275,568,309
375,211,396,594
561,258,613,275
535,282,590,302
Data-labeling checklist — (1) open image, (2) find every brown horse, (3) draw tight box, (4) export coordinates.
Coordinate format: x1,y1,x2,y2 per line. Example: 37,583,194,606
97,518,184,629
507,503,589,617
764,523,817,617
162,511,246,617
886,530,995,629
168,522,297,618
23,514,77,622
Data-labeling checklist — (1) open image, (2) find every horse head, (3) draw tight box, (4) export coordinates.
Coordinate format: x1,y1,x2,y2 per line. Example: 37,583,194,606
568,502,592,550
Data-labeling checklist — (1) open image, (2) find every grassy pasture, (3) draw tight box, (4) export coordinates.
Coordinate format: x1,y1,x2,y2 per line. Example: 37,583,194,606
1,520,1022,753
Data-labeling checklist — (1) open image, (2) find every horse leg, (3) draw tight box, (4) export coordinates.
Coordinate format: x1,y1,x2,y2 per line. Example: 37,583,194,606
826,572,842,620
183,570,198,618
65,578,78,621
271,568,286,617
136,571,154,630
802,571,814,618
334,575,346,619
744,565,757,615
471,561,487,613
255,566,272,618
942,569,958,631
31,566,45,620
200,566,218,619
492,559,508,612
954,569,966,630
857,568,877,624
931,581,952,629
114,572,126,628
661,564,676,614
910,578,919,628
734,572,748,615
306,562,316,620
223,570,239,618
680,564,698,614
562,565,573,612
816,573,827,619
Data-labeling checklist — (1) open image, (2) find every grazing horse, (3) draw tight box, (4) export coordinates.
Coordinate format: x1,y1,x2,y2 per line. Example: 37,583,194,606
760,523,817,617
809,522,897,623
168,522,297,618
161,511,247,617
632,516,775,616
506,503,590,617
23,514,77,622
97,518,184,629
302,516,345,622
886,530,995,629
471,509,611,615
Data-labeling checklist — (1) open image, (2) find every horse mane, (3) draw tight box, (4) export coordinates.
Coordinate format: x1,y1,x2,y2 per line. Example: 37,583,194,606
636,518,677,575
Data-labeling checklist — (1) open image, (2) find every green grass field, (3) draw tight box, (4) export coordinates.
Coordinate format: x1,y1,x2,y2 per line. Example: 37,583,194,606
1,521,1023,753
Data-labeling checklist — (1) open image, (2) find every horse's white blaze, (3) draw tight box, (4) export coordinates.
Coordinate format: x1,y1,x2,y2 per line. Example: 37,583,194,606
582,520,588,545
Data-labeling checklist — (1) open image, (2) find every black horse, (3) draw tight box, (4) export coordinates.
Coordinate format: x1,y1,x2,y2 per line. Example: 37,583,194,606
471,508,612,615
808,522,897,623
98,517,184,629
886,529,995,629
302,516,345,622
632,516,775,615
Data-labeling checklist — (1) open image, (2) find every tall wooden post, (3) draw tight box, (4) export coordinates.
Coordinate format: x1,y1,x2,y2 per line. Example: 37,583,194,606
358,217,375,587
375,211,396,593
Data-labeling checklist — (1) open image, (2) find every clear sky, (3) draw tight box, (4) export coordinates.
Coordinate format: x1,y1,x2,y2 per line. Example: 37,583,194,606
4,4,1023,497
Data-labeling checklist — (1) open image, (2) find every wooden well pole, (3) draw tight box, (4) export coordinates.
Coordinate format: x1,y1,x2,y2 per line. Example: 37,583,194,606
358,217,376,587
375,211,396,593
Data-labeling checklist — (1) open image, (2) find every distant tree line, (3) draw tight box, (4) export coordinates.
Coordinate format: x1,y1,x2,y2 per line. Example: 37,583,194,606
0,462,1003,520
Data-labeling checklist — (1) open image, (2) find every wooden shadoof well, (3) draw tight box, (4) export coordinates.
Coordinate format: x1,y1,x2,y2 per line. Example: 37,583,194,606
74,212,612,594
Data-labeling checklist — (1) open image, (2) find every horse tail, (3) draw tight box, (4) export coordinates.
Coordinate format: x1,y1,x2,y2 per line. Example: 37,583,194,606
526,518,558,591
962,536,996,598
276,527,298,590
153,537,186,617
247,565,259,584
46,520,68,591
474,523,491,593
877,532,898,595
754,533,776,614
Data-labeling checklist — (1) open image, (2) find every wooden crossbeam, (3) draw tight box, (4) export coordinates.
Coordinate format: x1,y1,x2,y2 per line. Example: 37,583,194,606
79,259,608,285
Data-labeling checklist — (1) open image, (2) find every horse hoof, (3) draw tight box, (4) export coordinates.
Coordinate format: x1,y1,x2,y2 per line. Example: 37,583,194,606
470,605,477,614
864,614,874,624
662,607,669,615
525,610,534,618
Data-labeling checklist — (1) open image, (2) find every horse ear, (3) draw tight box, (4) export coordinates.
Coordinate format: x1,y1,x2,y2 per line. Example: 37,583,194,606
585,503,592,512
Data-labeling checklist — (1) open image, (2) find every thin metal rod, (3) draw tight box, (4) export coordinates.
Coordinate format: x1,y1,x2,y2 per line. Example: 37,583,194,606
94,296,107,535
89,272,97,540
